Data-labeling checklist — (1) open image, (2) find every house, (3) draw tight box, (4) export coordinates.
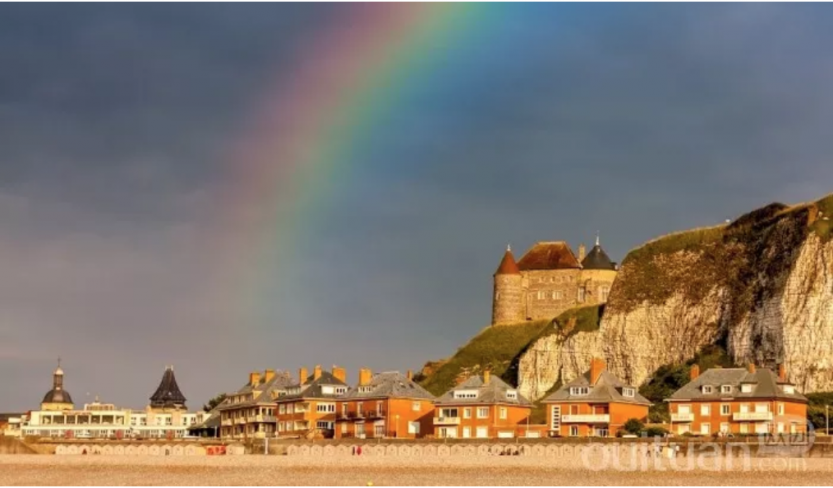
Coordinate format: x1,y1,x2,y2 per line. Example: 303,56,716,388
542,358,651,437
275,365,348,438
217,368,293,439
667,364,808,436
334,369,435,440
433,371,532,439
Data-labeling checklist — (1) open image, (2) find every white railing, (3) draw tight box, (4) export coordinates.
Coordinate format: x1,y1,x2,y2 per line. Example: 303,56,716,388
433,417,461,425
560,414,610,423
671,413,694,422
733,412,772,421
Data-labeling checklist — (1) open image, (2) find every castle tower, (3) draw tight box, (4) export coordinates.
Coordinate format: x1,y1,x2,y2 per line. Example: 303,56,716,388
492,245,524,325
579,234,618,304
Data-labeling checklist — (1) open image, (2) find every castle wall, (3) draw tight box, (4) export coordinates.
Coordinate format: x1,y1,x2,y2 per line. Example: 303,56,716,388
492,274,524,324
578,269,617,306
522,269,583,321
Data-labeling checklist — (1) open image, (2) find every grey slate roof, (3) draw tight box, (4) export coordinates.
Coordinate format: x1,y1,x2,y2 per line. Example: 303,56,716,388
581,244,617,271
189,408,221,431
543,370,652,406
344,372,436,401
150,366,187,409
217,370,294,410
42,388,73,405
435,375,532,406
277,371,348,401
668,368,807,403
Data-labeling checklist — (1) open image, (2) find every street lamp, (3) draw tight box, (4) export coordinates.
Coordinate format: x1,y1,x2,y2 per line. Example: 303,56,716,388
826,405,829,436
395,414,399,438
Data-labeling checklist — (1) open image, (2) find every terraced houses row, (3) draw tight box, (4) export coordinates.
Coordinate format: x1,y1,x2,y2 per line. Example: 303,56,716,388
214,358,809,440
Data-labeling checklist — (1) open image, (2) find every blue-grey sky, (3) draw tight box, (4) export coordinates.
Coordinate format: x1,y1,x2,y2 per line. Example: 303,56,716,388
2,3,833,411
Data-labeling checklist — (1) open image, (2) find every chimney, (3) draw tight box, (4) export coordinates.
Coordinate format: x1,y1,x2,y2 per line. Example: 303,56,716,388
299,367,308,385
313,365,322,381
747,363,756,374
332,365,346,383
264,369,275,383
359,368,372,387
483,369,491,385
406,370,413,381
690,364,700,381
589,357,606,385
778,364,787,382
249,371,261,387
578,243,587,262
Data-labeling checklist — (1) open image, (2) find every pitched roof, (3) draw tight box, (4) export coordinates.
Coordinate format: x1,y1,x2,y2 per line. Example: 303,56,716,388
668,368,807,402
581,244,617,271
189,409,221,431
516,242,581,271
277,370,348,401
543,370,652,406
345,372,436,401
217,370,294,410
494,247,521,275
150,366,187,409
435,375,532,406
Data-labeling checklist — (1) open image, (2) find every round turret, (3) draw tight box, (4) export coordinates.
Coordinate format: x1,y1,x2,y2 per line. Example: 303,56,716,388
492,245,525,325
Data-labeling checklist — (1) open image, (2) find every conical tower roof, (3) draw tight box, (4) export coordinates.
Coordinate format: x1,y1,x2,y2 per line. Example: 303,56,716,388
494,245,521,275
150,365,187,409
581,235,616,271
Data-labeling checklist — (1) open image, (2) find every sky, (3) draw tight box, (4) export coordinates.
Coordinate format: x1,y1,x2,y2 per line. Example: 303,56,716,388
2,3,833,411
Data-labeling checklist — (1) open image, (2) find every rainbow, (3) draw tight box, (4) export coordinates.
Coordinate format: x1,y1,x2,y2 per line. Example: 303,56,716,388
216,3,488,316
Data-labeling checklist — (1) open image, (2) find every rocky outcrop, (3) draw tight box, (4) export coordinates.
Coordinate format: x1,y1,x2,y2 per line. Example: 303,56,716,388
519,194,833,400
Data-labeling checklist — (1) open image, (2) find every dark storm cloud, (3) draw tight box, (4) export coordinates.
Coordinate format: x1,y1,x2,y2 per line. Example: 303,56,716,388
2,3,833,410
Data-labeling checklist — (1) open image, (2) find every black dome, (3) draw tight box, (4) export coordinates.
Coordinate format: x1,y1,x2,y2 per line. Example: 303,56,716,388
581,244,616,271
42,388,73,405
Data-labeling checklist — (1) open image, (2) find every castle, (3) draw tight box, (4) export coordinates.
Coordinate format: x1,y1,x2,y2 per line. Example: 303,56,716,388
491,237,618,325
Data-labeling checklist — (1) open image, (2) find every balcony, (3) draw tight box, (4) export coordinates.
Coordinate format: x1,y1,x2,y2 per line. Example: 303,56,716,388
433,417,461,425
367,410,386,419
560,414,610,423
733,412,773,421
671,413,694,422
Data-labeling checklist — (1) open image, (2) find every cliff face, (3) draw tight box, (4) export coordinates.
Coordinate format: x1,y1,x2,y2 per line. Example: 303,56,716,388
519,195,833,400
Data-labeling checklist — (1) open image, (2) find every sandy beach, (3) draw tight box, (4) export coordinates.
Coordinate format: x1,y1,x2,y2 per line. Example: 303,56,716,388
1,454,831,486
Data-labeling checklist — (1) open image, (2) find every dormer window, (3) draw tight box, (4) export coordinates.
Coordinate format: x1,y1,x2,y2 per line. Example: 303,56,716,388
358,386,373,394
570,386,590,396
335,387,347,395
506,390,518,400
783,385,795,394
622,387,635,398
721,385,732,394
702,385,714,394
741,384,753,393
453,390,478,400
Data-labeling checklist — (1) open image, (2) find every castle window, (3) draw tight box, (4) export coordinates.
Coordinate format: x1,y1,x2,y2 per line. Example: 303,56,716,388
552,291,562,300
578,288,586,303
537,291,545,300
495,292,500,300
599,286,610,302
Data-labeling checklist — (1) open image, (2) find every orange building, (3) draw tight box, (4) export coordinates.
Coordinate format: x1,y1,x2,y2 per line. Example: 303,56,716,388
542,358,651,437
274,365,348,438
334,369,435,440
667,364,808,436
433,371,532,439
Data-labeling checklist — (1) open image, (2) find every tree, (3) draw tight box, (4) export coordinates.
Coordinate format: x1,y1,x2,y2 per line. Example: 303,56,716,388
623,418,644,435
202,393,227,412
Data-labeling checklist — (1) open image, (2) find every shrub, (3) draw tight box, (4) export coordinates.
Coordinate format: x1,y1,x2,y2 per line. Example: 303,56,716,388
642,426,668,438
623,418,644,435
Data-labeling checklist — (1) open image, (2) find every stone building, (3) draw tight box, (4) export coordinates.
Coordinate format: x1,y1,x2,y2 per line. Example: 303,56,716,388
492,237,618,325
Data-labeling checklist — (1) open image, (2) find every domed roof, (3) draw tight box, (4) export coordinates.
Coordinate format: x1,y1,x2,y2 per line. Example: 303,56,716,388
42,388,73,405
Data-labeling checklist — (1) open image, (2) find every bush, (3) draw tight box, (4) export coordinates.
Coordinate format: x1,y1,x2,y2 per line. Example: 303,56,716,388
642,426,668,438
623,418,644,435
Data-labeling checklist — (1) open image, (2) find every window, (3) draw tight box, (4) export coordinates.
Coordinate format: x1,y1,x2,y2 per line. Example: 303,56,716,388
357,404,363,415
279,404,286,414
321,386,334,395
599,286,610,302
356,424,365,437
700,404,710,416
570,387,590,396
476,426,489,438
316,421,333,430
341,403,348,416
552,290,562,300
335,387,347,395
453,390,478,399
721,385,732,394
537,290,545,300
439,408,458,419
358,386,373,394
463,408,472,419
578,287,586,302
408,421,420,435
741,384,753,393
569,426,579,437
777,403,784,416
316,403,335,413
720,423,729,434
702,386,714,394
783,385,795,394
622,388,635,398
412,401,421,411
499,407,507,420
374,424,385,437
506,390,518,400
477,407,489,419
341,423,347,435
462,426,471,438
376,401,383,413
287,404,294,414
700,423,710,435
721,404,730,416
740,423,748,434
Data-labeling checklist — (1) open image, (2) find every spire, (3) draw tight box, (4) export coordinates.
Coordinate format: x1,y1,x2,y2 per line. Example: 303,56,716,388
494,246,521,275
595,231,600,247
150,365,187,410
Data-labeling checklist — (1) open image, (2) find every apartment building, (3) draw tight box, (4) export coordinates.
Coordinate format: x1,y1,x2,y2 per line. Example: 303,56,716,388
217,369,293,439
433,371,532,439
667,364,808,436
542,358,651,437
334,369,435,440
275,365,348,438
